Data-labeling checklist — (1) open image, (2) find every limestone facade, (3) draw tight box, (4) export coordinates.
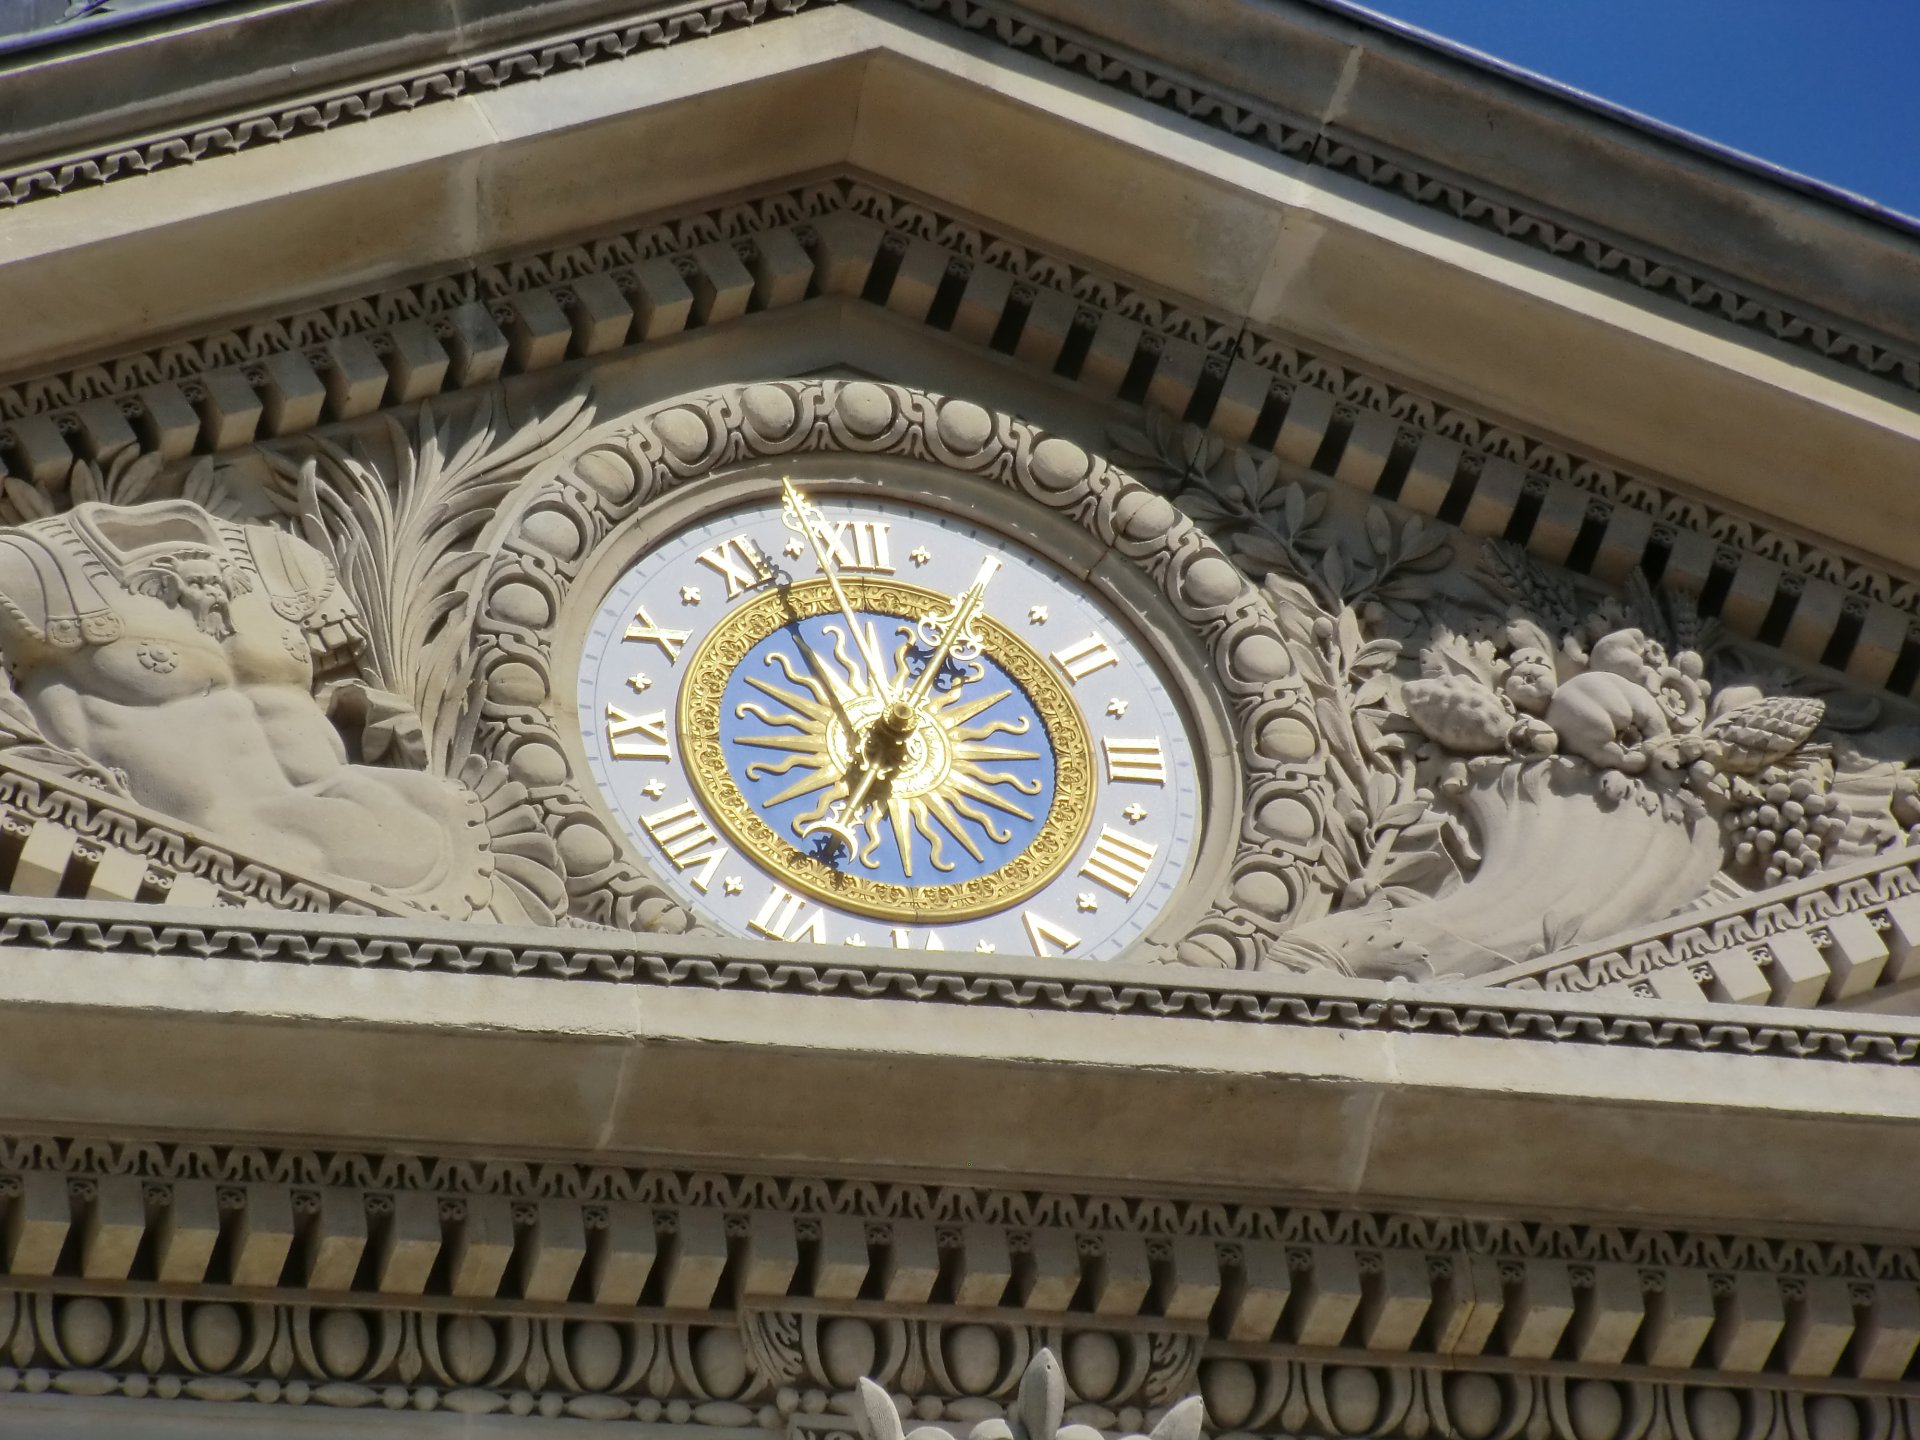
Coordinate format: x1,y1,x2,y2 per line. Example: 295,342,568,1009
1,1,1918,1435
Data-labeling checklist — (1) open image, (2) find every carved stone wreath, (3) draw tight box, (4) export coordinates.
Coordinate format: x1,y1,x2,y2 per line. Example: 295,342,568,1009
467,379,1321,958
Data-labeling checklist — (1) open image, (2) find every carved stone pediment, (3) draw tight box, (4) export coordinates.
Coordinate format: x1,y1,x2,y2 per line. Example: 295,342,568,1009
0,370,1912,1001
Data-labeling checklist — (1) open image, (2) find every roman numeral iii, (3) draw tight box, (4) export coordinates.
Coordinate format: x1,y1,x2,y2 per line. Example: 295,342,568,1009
1079,827,1158,899
1102,738,1167,785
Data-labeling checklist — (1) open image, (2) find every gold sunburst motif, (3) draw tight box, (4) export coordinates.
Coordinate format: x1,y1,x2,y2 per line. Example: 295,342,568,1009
680,579,1095,920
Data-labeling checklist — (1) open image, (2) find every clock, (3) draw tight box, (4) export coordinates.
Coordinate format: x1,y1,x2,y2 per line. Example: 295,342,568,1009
575,481,1201,958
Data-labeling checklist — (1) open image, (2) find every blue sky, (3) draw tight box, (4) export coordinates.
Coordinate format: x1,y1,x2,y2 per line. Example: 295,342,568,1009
1346,1,1920,222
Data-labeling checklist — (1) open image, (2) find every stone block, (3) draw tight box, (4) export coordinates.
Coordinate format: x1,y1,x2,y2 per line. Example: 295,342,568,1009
1500,1260,1575,1359
1589,503,1656,584
1781,1274,1854,1376
1761,930,1830,1008
1645,964,1707,1005
79,1175,145,1281
953,1223,1012,1307
257,350,327,436
1853,1281,1920,1380
193,369,263,451
659,1207,728,1310
374,1191,440,1295
629,258,694,342
304,1189,367,1291
587,1202,655,1307
137,383,202,460
566,272,634,356
231,1184,295,1288
1079,312,1143,393
1091,1232,1152,1316
447,1194,515,1298
1643,1267,1714,1368
951,263,1016,347
153,1179,220,1285
440,302,509,388
12,822,74,896
1398,434,1463,517
1270,385,1335,470
806,211,884,296
515,1198,587,1303
748,226,813,311
384,319,451,403
1016,287,1079,373
3,413,73,485
1332,409,1399,492
1431,1254,1503,1356
688,243,754,326
1157,1235,1222,1321
1357,1248,1431,1352
1016,1228,1082,1312
1527,478,1591,566
321,334,390,419
1458,458,1527,539
812,1214,870,1301
501,289,573,373
1882,894,1920,986
1289,1245,1362,1347
1660,527,1719,599
1846,603,1909,690
1144,338,1205,418
1210,357,1274,444
1718,552,1785,636
1821,913,1888,1000
1712,1272,1785,1372
881,1220,940,1304
1571,1263,1644,1364
1781,579,1847,665
739,1212,799,1299
1219,1241,1291,1343
4,1171,70,1276
886,238,950,324
1702,947,1771,1007
73,397,138,459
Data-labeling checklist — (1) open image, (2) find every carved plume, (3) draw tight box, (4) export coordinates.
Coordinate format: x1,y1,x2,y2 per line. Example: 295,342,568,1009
263,380,592,773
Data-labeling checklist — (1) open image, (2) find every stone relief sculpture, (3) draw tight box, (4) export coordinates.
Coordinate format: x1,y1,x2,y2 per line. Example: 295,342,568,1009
0,381,1913,979
0,435,566,924
1118,411,1920,980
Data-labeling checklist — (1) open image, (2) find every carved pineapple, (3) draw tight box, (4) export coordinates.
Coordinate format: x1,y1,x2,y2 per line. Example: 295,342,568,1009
1402,675,1512,755
1704,696,1825,774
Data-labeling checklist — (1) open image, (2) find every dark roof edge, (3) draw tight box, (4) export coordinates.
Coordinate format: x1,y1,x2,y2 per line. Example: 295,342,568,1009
1306,0,1920,239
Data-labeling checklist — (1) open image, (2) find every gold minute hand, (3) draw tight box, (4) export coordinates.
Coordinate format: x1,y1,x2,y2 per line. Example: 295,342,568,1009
779,477,892,698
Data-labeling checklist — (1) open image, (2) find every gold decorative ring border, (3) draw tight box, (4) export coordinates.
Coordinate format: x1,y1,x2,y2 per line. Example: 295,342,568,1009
679,578,1094,921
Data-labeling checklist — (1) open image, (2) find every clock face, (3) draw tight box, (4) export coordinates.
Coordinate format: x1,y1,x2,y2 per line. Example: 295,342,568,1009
575,488,1200,958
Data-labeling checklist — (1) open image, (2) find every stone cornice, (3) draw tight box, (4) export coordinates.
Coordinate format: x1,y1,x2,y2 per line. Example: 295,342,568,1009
903,0,1920,391
1,178,1916,703
2,1129,1918,1398
2,0,1913,410
1,893,1918,1066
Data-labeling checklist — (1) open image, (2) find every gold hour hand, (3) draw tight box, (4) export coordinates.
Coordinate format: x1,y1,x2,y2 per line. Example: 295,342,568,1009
780,477,891,697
